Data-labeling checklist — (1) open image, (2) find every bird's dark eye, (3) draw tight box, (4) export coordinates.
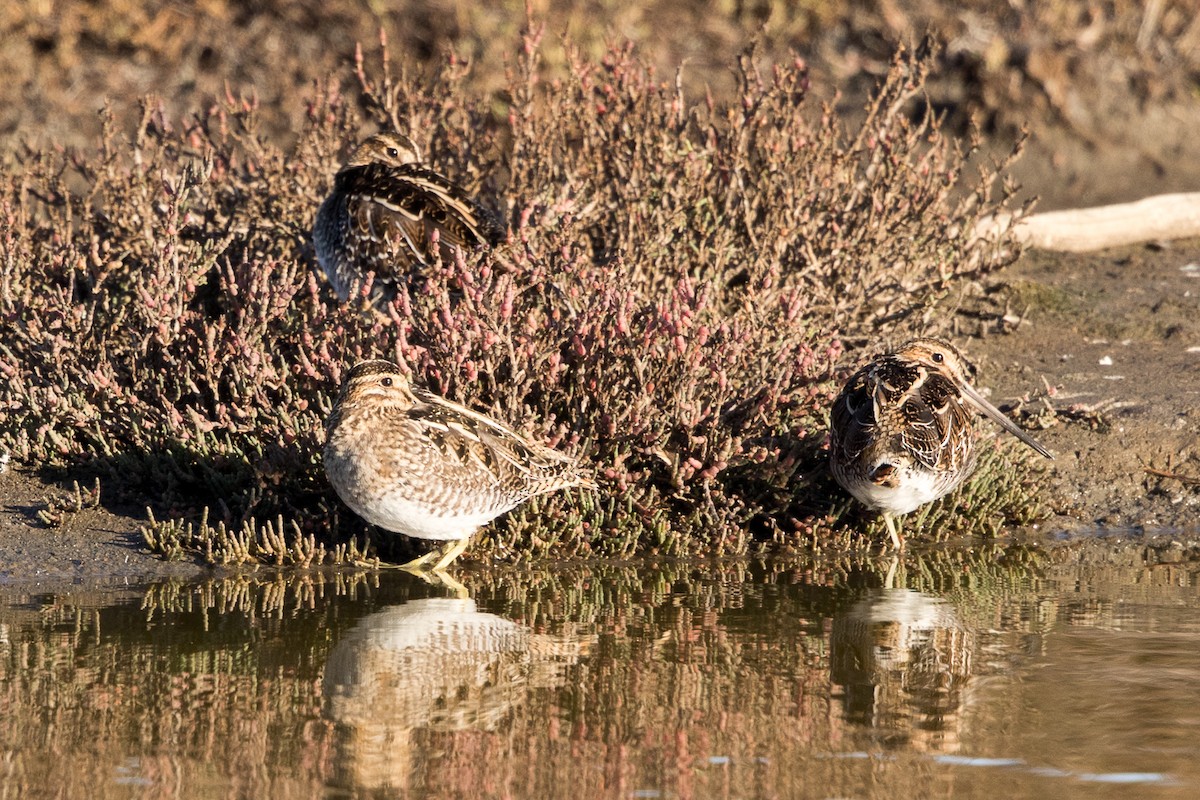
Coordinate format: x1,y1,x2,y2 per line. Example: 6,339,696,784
381,377,393,387
931,352,944,363
386,147,399,159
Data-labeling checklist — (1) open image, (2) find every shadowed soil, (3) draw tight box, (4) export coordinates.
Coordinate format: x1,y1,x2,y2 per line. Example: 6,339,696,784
0,469,204,586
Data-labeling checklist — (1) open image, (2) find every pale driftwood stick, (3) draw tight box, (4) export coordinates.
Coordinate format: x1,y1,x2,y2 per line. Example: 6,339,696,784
976,192,1200,252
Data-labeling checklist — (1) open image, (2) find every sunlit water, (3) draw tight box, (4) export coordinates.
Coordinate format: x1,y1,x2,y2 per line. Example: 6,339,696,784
2,544,1200,798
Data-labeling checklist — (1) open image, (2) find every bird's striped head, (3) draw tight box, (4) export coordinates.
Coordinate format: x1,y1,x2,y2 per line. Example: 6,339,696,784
891,337,976,386
335,359,417,407
342,132,423,170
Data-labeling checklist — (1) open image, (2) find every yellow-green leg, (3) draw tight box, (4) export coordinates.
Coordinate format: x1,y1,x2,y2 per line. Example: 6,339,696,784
429,537,471,571
883,514,904,550
351,534,473,573
399,537,471,573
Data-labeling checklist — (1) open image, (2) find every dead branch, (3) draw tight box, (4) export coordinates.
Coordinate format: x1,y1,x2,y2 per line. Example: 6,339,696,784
977,192,1200,252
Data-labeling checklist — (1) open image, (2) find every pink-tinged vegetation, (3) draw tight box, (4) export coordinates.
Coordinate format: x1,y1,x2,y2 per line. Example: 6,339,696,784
0,36,1036,564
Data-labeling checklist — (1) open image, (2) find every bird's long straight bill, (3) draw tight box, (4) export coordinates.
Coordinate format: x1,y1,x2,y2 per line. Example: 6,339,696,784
959,383,1054,459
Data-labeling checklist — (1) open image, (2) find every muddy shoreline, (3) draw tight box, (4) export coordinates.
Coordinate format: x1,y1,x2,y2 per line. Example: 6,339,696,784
968,240,1200,534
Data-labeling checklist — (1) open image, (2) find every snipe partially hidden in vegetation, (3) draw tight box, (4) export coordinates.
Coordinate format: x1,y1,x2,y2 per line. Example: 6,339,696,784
323,360,596,571
829,338,1052,549
311,132,503,300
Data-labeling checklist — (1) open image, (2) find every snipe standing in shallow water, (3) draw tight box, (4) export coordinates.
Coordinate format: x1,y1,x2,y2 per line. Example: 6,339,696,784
829,337,1052,549
312,132,503,301
324,360,596,571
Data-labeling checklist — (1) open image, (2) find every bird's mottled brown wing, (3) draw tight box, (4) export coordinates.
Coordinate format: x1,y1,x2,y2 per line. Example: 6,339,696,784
830,365,878,466
831,355,973,473
339,163,500,276
391,165,503,248
407,388,592,501
893,367,971,472
831,357,924,463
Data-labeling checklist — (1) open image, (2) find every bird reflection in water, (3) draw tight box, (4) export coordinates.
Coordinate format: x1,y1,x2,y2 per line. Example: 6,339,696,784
322,585,591,793
830,560,974,753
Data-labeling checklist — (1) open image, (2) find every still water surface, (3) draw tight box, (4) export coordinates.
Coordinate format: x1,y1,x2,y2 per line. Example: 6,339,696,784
2,544,1199,798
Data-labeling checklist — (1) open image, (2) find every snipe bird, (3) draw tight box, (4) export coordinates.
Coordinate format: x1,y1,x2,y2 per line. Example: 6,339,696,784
312,132,502,301
324,360,595,571
829,338,1051,549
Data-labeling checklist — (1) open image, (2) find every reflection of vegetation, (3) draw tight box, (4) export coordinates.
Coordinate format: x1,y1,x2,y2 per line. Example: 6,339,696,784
141,570,384,619
6,549,1200,797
